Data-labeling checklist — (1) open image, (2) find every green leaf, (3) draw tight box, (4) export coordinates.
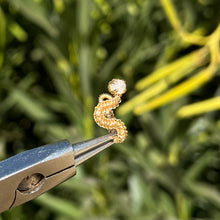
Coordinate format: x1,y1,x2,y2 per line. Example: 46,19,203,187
184,180,220,208
34,193,84,219
184,151,217,181
0,7,6,69
10,89,55,122
8,0,57,37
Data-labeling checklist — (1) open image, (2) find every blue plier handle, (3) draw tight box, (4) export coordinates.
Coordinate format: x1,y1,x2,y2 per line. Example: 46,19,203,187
0,133,115,213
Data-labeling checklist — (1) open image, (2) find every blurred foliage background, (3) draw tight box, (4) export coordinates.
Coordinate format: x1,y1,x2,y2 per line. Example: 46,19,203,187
0,0,220,219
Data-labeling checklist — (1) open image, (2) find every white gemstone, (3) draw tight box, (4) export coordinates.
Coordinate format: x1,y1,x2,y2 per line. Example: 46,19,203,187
108,79,126,95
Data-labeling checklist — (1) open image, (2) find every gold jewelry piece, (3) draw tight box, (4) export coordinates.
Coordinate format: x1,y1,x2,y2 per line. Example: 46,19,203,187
94,79,128,143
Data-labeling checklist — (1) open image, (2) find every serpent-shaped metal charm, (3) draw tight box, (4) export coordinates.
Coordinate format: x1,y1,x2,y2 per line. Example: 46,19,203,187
94,79,128,143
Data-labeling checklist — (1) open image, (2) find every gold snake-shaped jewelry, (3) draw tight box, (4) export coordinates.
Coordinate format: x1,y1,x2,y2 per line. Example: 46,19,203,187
93,79,128,143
